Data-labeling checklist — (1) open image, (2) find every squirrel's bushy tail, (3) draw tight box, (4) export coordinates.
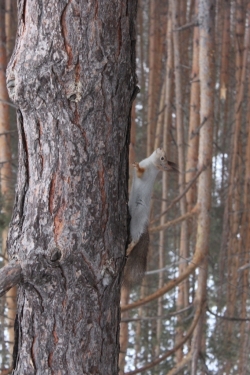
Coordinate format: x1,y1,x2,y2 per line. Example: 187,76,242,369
123,231,149,289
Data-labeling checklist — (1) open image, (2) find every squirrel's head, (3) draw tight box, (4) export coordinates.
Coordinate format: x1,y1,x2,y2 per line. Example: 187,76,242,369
153,148,178,172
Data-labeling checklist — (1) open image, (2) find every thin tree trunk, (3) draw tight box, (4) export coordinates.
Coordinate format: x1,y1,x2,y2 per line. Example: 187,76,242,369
119,98,137,374
219,0,231,102
238,10,250,370
0,2,16,365
154,83,165,150
119,287,130,375
155,11,173,358
5,0,17,61
5,1,138,374
191,0,215,373
147,0,165,156
218,0,231,292
147,0,157,156
186,0,199,214
171,0,188,366
138,0,147,130
223,3,247,373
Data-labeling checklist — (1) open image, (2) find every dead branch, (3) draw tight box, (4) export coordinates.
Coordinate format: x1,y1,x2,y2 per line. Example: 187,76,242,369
121,246,204,312
146,257,192,275
124,302,203,375
150,206,199,234
174,20,199,32
0,98,18,109
151,166,205,224
121,304,193,322
165,351,193,375
190,116,207,139
207,307,250,322
0,262,21,297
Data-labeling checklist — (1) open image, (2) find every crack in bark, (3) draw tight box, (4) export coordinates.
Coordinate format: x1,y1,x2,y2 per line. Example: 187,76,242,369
12,314,19,370
30,327,37,371
61,3,73,67
37,120,44,175
21,0,27,27
117,17,122,58
54,201,66,245
98,159,107,232
49,174,56,215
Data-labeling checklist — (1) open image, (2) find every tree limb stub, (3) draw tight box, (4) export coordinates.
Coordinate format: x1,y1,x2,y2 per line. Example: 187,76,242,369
0,262,21,297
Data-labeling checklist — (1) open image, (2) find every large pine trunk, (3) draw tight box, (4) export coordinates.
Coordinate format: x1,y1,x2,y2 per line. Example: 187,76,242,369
5,1,137,374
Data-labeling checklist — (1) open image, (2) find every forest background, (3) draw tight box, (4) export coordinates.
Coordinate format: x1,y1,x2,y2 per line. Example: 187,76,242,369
1,0,250,374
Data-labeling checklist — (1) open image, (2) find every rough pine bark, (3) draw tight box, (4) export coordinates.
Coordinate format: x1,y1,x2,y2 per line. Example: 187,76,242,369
5,1,137,374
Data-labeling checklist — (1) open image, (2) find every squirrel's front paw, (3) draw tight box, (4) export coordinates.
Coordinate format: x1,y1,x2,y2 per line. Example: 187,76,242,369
132,162,145,178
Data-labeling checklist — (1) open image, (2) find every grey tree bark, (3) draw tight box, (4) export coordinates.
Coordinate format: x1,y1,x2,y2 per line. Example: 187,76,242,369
4,1,138,374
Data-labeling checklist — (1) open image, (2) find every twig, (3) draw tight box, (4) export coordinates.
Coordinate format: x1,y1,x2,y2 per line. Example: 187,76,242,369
207,307,250,322
238,263,250,272
0,130,18,136
174,20,199,32
151,166,205,224
145,257,192,275
190,116,207,139
0,98,18,109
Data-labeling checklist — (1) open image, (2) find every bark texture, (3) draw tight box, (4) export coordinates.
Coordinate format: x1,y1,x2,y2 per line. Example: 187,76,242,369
6,1,137,374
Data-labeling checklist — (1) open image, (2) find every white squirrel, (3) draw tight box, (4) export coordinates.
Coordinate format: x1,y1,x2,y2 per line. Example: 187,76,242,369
123,148,178,288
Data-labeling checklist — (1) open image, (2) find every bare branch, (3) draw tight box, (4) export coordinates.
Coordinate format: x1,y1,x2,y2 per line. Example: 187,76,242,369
0,98,18,109
174,20,199,32
150,206,199,234
166,351,192,375
0,262,21,297
190,116,207,139
238,263,250,272
121,245,204,312
145,258,192,275
121,304,193,322
124,302,203,375
151,166,205,224
207,307,250,322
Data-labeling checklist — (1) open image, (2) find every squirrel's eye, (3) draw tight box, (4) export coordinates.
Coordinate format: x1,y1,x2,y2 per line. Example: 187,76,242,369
161,157,165,161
